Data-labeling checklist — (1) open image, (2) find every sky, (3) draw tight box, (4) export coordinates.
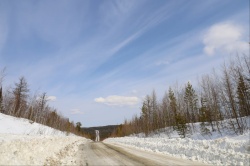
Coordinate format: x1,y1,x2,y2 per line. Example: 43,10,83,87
0,0,249,127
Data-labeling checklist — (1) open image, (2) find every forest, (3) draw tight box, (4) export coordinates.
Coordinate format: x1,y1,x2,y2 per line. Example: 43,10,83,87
112,54,250,138
0,54,249,139
0,70,86,136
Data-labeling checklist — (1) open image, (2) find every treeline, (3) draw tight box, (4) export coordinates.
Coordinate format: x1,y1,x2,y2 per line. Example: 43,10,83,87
82,125,119,141
112,54,250,138
0,72,86,136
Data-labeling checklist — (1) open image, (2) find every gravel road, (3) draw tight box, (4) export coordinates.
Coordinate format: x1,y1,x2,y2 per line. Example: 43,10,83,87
76,142,207,166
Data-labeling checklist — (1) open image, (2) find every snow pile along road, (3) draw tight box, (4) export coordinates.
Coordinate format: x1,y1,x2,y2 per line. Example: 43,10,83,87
0,134,90,165
0,113,91,165
105,133,249,165
0,113,71,136
105,120,250,166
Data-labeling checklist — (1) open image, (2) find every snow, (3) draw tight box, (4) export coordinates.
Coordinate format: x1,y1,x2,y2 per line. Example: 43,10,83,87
105,118,250,166
0,113,71,136
0,113,91,165
1,112,249,165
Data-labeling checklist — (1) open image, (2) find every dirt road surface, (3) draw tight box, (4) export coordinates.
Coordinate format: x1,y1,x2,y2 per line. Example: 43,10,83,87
76,142,207,166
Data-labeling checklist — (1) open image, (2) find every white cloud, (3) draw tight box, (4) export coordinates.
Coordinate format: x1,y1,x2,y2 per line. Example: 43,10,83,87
70,109,84,115
203,22,248,56
94,95,139,106
46,96,56,101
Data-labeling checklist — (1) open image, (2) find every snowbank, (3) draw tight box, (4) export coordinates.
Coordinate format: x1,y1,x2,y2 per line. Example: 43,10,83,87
105,119,250,166
0,113,71,136
0,134,90,165
0,113,91,165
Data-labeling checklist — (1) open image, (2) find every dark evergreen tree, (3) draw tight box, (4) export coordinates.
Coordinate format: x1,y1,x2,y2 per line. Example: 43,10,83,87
76,122,82,132
141,100,150,136
175,113,188,138
152,92,160,131
169,88,177,115
13,77,29,117
184,82,198,123
168,87,177,127
199,98,211,136
0,86,4,113
237,74,250,116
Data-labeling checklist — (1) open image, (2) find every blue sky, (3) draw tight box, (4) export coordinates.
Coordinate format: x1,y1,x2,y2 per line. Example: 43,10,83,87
0,0,248,127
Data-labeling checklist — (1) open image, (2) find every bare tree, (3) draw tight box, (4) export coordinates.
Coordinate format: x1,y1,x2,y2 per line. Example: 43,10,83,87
0,67,6,87
222,64,243,134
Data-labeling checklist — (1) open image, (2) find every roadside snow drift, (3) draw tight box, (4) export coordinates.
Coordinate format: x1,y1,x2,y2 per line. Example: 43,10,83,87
0,135,90,165
0,113,70,135
0,113,91,165
105,119,250,166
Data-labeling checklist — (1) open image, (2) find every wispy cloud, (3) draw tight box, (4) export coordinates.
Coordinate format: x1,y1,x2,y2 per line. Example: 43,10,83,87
13,0,88,47
1,0,248,127
203,22,248,56
70,109,84,115
46,96,57,101
94,95,139,106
